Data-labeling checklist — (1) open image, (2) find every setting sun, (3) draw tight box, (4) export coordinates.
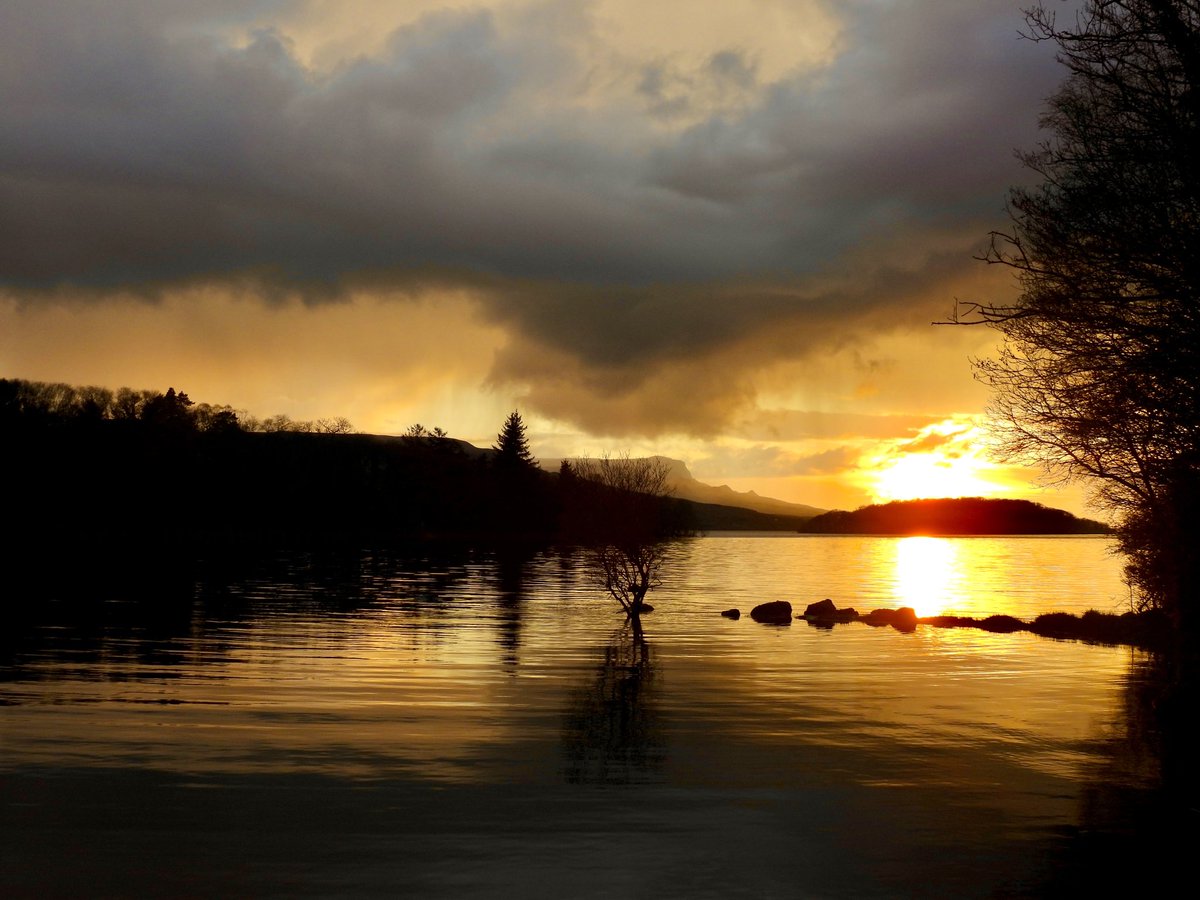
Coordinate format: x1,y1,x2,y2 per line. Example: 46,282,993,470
863,420,1007,504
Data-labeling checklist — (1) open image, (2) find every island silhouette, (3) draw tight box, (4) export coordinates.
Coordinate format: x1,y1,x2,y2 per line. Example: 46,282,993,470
800,497,1109,535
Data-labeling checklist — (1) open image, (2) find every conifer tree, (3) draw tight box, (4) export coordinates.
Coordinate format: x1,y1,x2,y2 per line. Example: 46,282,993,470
494,410,536,469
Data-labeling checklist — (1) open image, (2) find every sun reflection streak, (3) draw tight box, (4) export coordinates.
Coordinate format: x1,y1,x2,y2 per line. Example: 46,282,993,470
892,536,962,618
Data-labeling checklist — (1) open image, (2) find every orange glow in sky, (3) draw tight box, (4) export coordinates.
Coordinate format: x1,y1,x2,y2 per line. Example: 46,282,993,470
863,420,1008,505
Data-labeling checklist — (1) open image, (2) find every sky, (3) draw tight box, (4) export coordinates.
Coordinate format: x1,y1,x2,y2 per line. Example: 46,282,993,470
0,0,1097,515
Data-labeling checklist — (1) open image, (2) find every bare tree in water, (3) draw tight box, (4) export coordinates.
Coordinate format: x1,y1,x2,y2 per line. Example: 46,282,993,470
567,455,690,620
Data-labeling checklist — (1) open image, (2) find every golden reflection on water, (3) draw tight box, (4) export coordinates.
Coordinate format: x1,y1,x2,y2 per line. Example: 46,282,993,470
891,536,961,617
2,539,1134,786
718,533,1129,620
2,541,1159,897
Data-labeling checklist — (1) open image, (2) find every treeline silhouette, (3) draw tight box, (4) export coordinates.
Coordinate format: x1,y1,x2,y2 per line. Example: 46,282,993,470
1,378,568,551
3,378,736,566
0,378,355,434
800,497,1110,535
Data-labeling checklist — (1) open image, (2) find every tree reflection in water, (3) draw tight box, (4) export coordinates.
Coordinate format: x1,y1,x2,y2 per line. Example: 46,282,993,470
1029,649,1200,893
561,623,664,784
493,546,532,671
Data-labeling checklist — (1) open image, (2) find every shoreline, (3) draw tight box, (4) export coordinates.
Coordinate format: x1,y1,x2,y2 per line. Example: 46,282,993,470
800,601,1168,651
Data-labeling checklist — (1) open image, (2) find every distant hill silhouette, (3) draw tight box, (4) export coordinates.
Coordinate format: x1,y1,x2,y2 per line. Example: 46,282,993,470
800,498,1110,535
545,456,825,520
676,500,812,532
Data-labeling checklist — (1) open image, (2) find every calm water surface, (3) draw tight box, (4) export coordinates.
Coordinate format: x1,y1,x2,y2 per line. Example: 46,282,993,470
0,536,1179,897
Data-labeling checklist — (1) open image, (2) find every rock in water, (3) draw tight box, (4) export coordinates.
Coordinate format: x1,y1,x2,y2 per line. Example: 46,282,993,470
804,599,837,618
804,599,859,623
862,607,918,631
979,614,1024,633
720,608,741,619
750,600,793,625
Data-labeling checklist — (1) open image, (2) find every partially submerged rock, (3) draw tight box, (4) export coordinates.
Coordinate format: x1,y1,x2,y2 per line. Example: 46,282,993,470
1024,609,1168,648
861,607,918,632
804,598,837,618
723,597,1167,650
1029,612,1076,636
750,600,793,625
803,599,859,623
978,614,1023,633
913,609,1167,648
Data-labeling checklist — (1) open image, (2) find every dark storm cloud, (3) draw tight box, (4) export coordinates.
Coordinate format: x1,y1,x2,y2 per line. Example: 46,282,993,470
483,242,986,374
1,1,1066,435
2,0,766,289
646,4,1062,227
3,1,1059,286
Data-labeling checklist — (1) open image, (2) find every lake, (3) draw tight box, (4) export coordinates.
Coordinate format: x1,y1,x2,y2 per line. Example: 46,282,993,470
1,535,1188,897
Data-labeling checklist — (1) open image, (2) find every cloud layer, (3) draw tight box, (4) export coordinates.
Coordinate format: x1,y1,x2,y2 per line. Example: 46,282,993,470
1,0,1065,443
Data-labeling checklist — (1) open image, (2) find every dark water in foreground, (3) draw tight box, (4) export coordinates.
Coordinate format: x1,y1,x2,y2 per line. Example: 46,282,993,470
1,536,1193,897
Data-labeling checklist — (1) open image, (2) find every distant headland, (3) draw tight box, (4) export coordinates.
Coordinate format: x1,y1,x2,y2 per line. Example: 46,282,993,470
799,497,1110,536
